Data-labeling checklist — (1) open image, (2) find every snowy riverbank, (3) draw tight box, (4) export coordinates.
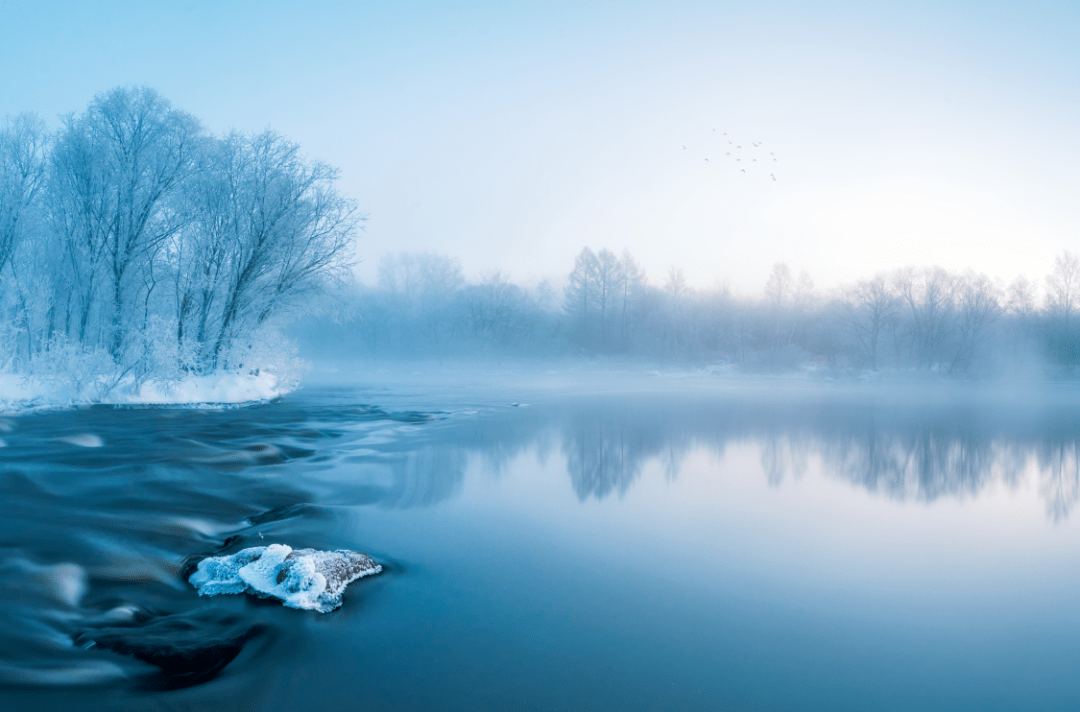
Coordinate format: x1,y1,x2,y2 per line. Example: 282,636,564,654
0,371,292,412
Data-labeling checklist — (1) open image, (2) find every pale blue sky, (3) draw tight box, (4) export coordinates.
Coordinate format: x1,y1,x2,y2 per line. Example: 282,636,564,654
2,1,1077,292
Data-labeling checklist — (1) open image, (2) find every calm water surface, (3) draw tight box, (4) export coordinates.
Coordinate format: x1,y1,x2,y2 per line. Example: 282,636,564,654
2,378,1080,711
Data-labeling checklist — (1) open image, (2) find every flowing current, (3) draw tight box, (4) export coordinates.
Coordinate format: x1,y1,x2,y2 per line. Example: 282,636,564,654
2,377,1080,711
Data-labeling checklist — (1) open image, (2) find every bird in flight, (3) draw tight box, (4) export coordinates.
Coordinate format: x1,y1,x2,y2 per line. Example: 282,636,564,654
682,145,686,149
770,174,776,181
705,158,709,162
740,169,746,173
752,142,760,147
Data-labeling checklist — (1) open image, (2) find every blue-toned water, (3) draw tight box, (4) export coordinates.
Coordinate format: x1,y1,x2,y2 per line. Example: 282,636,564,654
2,377,1079,711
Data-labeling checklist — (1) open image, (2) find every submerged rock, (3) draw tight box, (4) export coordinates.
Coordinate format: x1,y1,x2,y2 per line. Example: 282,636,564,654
74,607,261,688
188,544,382,613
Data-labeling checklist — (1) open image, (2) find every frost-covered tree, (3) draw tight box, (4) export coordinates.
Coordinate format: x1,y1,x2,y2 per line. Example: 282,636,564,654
1046,250,1080,330
178,131,358,369
376,252,464,351
763,262,813,357
592,249,623,346
0,114,49,365
838,275,897,370
894,267,956,369
0,87,360,390
662,266,690,351
48,87,203,356
617,251,647,345
564,247,599,344
950,272,1001,374
0,114,48,276
1046,251,1080,366
463,271,531,347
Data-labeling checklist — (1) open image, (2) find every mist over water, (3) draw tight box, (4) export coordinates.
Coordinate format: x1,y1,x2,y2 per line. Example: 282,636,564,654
294,249,1080,382
2,376,1079,711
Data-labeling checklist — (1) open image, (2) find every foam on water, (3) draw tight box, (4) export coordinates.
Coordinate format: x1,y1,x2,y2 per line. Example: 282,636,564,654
0,559,143,686
173,517,245,538
59,434,104,448
188,544,382,613
3,559,88,608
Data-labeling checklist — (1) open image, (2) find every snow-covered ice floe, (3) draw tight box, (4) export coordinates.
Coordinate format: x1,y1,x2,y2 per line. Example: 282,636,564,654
188,544,382,613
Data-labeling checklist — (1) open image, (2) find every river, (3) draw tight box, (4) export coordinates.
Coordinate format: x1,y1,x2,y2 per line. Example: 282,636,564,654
1,374,1079,711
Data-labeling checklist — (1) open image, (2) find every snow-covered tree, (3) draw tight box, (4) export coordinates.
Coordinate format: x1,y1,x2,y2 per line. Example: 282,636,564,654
0,87,360,390
837,274,897,370
48,87,203,357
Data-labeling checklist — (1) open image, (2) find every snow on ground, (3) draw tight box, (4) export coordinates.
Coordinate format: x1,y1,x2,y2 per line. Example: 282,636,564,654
125,372,286,405
0,371,291,412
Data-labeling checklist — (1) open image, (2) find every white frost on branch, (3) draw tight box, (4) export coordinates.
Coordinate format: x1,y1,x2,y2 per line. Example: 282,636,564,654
0,87,359,405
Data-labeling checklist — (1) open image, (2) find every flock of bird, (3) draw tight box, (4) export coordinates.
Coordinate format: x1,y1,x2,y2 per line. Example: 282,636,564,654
683,129,778,181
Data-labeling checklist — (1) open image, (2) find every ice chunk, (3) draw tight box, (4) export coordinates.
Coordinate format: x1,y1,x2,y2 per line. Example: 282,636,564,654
188,544,381,613
187,547,264,597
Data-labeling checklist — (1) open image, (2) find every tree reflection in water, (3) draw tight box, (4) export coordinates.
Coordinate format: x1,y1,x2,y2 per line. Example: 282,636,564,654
380,393,1080,521
1037,440,1080,521
561,404,694,501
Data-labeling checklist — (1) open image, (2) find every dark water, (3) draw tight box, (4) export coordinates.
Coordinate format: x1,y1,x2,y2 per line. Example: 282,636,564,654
2,379,1080,711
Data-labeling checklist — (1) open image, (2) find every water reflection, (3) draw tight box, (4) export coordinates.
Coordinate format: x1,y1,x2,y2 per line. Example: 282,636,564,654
382,446,468,508
4,386,1080,697
375,394,1080,521
561,407,673,501
1038,441,1080,521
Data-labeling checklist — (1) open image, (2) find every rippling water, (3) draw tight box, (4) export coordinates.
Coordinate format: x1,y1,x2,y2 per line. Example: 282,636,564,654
2,379,1080,711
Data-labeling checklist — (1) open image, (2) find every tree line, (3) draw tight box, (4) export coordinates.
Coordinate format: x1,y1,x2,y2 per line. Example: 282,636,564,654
314,247,1080,378
0,87,358,386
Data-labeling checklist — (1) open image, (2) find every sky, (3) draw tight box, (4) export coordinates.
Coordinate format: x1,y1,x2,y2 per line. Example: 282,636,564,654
1,0,1078,294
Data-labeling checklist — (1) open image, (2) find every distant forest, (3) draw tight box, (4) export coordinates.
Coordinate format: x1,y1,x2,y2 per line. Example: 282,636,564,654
301,248,1080,378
